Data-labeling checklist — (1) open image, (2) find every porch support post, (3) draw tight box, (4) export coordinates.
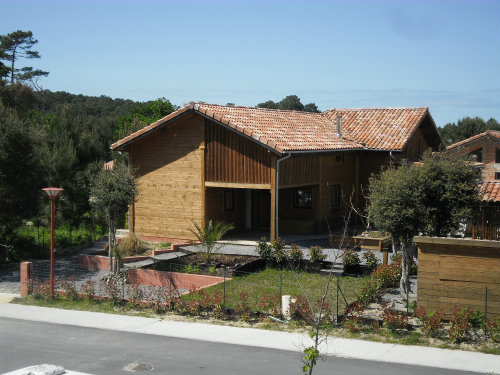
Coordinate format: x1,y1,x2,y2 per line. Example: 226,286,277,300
355,151,360,225
200,139,206,229
270,160,276,241
273,153,291,241
130,202,135,233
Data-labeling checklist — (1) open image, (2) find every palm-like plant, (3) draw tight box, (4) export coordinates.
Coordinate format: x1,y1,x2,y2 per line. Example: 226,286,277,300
191,220,234,263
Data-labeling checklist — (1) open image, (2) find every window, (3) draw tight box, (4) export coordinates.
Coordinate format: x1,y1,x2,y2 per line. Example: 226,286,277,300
469,147,483,163
495,172,500,180
332,184,341,207
496,148,500,163
224,190,234,211
294,188,312,208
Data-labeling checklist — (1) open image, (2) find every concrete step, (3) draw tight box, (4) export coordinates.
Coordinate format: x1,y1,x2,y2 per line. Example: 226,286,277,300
116,229,130,238
319,263,344,276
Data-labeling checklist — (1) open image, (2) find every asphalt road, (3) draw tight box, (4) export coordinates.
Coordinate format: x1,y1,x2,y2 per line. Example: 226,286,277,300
0,318,481,375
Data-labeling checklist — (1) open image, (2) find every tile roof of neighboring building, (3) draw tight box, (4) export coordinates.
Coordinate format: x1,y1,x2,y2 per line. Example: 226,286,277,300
103,160,114,171
446,130,500,150
480,181,500,203
111,102,434,154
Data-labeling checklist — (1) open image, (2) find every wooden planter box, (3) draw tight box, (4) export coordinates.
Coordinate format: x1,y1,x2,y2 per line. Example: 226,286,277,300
353,235,391,265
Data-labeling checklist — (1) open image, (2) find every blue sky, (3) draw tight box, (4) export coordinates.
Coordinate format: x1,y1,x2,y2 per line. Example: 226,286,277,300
1,0,499,126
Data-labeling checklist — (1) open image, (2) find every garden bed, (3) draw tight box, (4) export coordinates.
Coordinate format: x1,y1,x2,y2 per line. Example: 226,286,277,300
148,253,263,277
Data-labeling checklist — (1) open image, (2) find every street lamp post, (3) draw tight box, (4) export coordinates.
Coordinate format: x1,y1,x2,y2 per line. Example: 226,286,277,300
42,187,63,299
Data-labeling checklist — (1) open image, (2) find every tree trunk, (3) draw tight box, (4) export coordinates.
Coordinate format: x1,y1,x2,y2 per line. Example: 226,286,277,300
399,242,412,296
108,224,115,272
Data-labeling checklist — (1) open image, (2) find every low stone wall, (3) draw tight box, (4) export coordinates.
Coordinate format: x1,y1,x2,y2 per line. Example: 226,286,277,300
127,268,227,291
77,254,110,271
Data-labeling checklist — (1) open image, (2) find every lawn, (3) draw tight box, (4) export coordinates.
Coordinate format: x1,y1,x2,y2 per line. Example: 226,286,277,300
191,268,366,314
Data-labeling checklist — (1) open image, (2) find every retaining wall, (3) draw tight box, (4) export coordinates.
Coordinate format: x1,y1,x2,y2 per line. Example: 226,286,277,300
415,236,500,319
127,268,227,291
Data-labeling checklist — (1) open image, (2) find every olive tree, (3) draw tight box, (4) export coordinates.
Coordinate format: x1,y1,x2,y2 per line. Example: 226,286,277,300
368,151,480,294
90,161,137,272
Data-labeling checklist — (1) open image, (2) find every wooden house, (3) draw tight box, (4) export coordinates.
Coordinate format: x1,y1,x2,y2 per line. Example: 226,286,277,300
111,103,443,241
446,131,500,240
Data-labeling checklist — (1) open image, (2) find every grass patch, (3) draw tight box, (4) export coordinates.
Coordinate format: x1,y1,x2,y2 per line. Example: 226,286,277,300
186,268,365,312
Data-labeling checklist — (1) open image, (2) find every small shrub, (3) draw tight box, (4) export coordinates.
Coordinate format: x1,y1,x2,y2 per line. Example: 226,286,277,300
415,307,443,337
448,306,472,343
287,243,303,267
208,265,217,275
127,283,144,308
236,292,252,322
212,291,227,320
99,276,122,305
183,264,201,274
59,277,78,301
158,242,172,249
289,295,313,324
117,232,150,257
185,299,202,316
341,249,360,267
80,280,96,300
196,289,213,311
362,250,379,269
486,319,500,343
371,263,401,289
381,303,408,331
470,310,484,329
309,246,326,263
257,237,273,263
356,279,378,308
258,293,281,317
31,278,51,300
147,286,168,313
343,302,364,333
272,238,287,265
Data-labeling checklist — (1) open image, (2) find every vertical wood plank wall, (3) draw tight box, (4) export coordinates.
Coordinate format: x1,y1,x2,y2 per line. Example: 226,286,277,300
279,154,320,187
416,237,500,319
129,114,204,240
205,119,272,184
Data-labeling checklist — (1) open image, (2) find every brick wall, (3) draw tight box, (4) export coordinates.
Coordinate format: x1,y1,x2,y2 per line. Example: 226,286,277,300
127,268,226,291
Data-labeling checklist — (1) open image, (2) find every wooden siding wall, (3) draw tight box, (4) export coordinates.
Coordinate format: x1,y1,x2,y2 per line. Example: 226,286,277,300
279,154,320,187
129,114,203,240
416,238,500,319
205,120,272,184
317,152,358,232
404,127,432,160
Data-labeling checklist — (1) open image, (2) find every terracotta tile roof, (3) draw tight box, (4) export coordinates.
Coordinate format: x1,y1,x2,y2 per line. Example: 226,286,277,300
480,181,500,203
323,107,430,150
447,130,500,150
111,102,432,153
103,160,114,170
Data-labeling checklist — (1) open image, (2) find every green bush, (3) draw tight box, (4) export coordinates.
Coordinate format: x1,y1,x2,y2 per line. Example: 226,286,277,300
271,238,287,265
362,250,379,269
257,237,273,262
341,249,360,266
287,243,303,265
309,246,326,263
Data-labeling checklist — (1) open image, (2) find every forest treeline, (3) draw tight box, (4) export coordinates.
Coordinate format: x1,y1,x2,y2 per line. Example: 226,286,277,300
1,83,498,259
0,83,177,258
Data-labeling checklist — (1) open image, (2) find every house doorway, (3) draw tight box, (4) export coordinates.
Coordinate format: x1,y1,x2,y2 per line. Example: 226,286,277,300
205,187,271,240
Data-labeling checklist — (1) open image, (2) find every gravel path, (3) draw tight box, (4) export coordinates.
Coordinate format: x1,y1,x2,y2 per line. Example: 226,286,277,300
180,241,385,265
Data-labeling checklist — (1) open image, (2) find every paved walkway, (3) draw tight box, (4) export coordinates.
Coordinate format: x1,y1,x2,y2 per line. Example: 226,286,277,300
0,301,497,374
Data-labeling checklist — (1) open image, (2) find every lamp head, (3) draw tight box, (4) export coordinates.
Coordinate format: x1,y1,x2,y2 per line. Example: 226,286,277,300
42,187,63,200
